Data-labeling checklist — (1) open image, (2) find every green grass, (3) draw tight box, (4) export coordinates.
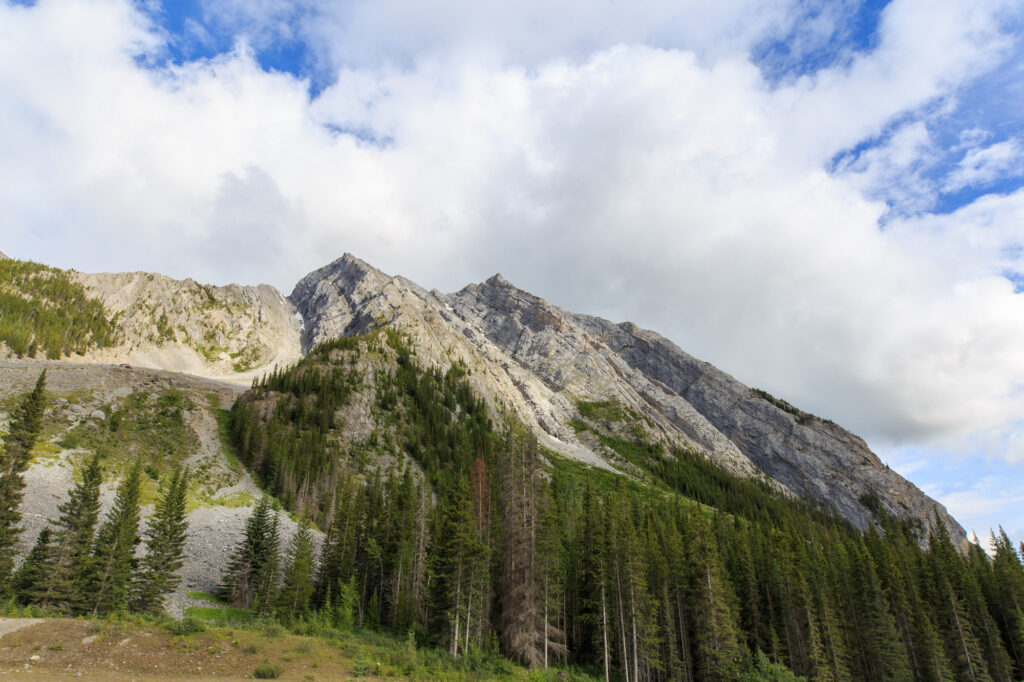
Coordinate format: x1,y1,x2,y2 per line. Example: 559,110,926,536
56,389,198,477
576,399,627,422
187,591,230,604
184,606,254,624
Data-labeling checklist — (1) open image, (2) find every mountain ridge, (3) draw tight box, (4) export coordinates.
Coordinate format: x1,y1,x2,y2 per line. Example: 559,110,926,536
2,251,966,544
290,253,965,544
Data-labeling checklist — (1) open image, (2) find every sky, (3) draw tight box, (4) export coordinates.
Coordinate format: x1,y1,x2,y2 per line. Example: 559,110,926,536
1,0,1023,546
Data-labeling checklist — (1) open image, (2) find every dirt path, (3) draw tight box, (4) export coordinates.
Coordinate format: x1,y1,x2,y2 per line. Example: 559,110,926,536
0,618,42,637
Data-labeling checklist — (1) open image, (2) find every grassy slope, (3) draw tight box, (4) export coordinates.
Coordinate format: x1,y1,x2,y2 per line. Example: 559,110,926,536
0,615,599,681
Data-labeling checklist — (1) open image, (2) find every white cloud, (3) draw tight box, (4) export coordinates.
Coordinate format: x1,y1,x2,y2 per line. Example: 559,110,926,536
944,137,1024,191
936,475,1024,547
1,0,1023,467
835,120,939,212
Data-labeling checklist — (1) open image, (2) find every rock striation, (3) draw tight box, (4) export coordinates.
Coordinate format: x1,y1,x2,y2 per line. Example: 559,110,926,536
291,254,966,545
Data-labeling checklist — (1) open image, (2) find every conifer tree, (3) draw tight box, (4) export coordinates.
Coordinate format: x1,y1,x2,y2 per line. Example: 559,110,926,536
40,452,102,613
277,521,316,621
11,527,53,605
316,475,359,604
132,466,190,613
686,509,745,682
926,518,994,682
989,528,1024,679
220,496,280,613
844,536,913,681
498,433,546,666
0,371,46,592
87,461,143,614
962,542,1013,682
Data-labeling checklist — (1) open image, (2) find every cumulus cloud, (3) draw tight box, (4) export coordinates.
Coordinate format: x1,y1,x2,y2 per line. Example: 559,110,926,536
1,0,1023,467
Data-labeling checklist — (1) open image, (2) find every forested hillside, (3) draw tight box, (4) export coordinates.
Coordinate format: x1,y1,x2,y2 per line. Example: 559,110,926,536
0,259,119,359
227,329,1024,682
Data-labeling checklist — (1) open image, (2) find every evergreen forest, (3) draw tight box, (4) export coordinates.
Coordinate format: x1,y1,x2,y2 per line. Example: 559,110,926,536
3,328,1024,681
0,258,120,359
225,329,1024,682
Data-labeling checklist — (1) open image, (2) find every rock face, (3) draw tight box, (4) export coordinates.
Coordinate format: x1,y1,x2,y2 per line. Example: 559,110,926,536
73,271,302,385
291,254,966,545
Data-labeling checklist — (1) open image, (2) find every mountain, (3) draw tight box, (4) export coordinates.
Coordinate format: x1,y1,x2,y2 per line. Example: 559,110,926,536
290,254,963,544
1,252,965,544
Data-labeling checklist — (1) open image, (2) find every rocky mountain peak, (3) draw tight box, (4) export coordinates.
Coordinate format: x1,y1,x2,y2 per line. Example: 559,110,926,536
486,272,512,287
289,252,966,545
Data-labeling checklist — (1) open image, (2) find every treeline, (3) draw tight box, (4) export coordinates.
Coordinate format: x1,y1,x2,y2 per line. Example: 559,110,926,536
0,372,189,615
0,259,119,359
227,331,1024,681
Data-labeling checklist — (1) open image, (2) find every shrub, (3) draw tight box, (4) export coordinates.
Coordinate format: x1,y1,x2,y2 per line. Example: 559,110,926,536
252,660,284,679
165,616,206,635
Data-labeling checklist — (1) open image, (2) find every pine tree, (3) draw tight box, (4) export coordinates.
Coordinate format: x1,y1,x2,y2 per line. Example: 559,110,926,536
844,536,912,681
498,433,546,666
87,461,143,614
926,518,993,682
132,466,190,613
989,528,1024,679
277,522,316,621
40,452,102,613
11,527,54,605
0,371,47,592
220,496,280,614
686,509,745,682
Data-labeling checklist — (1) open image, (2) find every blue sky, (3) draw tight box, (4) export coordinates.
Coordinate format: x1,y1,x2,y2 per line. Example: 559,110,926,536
1,0,1023,545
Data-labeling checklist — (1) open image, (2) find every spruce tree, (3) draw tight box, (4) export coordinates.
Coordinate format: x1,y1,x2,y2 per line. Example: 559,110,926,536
686,509,745,682
87,461,143,614
0,371,47,592
220,496,280,613
11,527,54,605
926,518,994,682
989,528,1024,679
277,521,316,621
845,536,913,681
40,452,102,613
132,466,190,613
